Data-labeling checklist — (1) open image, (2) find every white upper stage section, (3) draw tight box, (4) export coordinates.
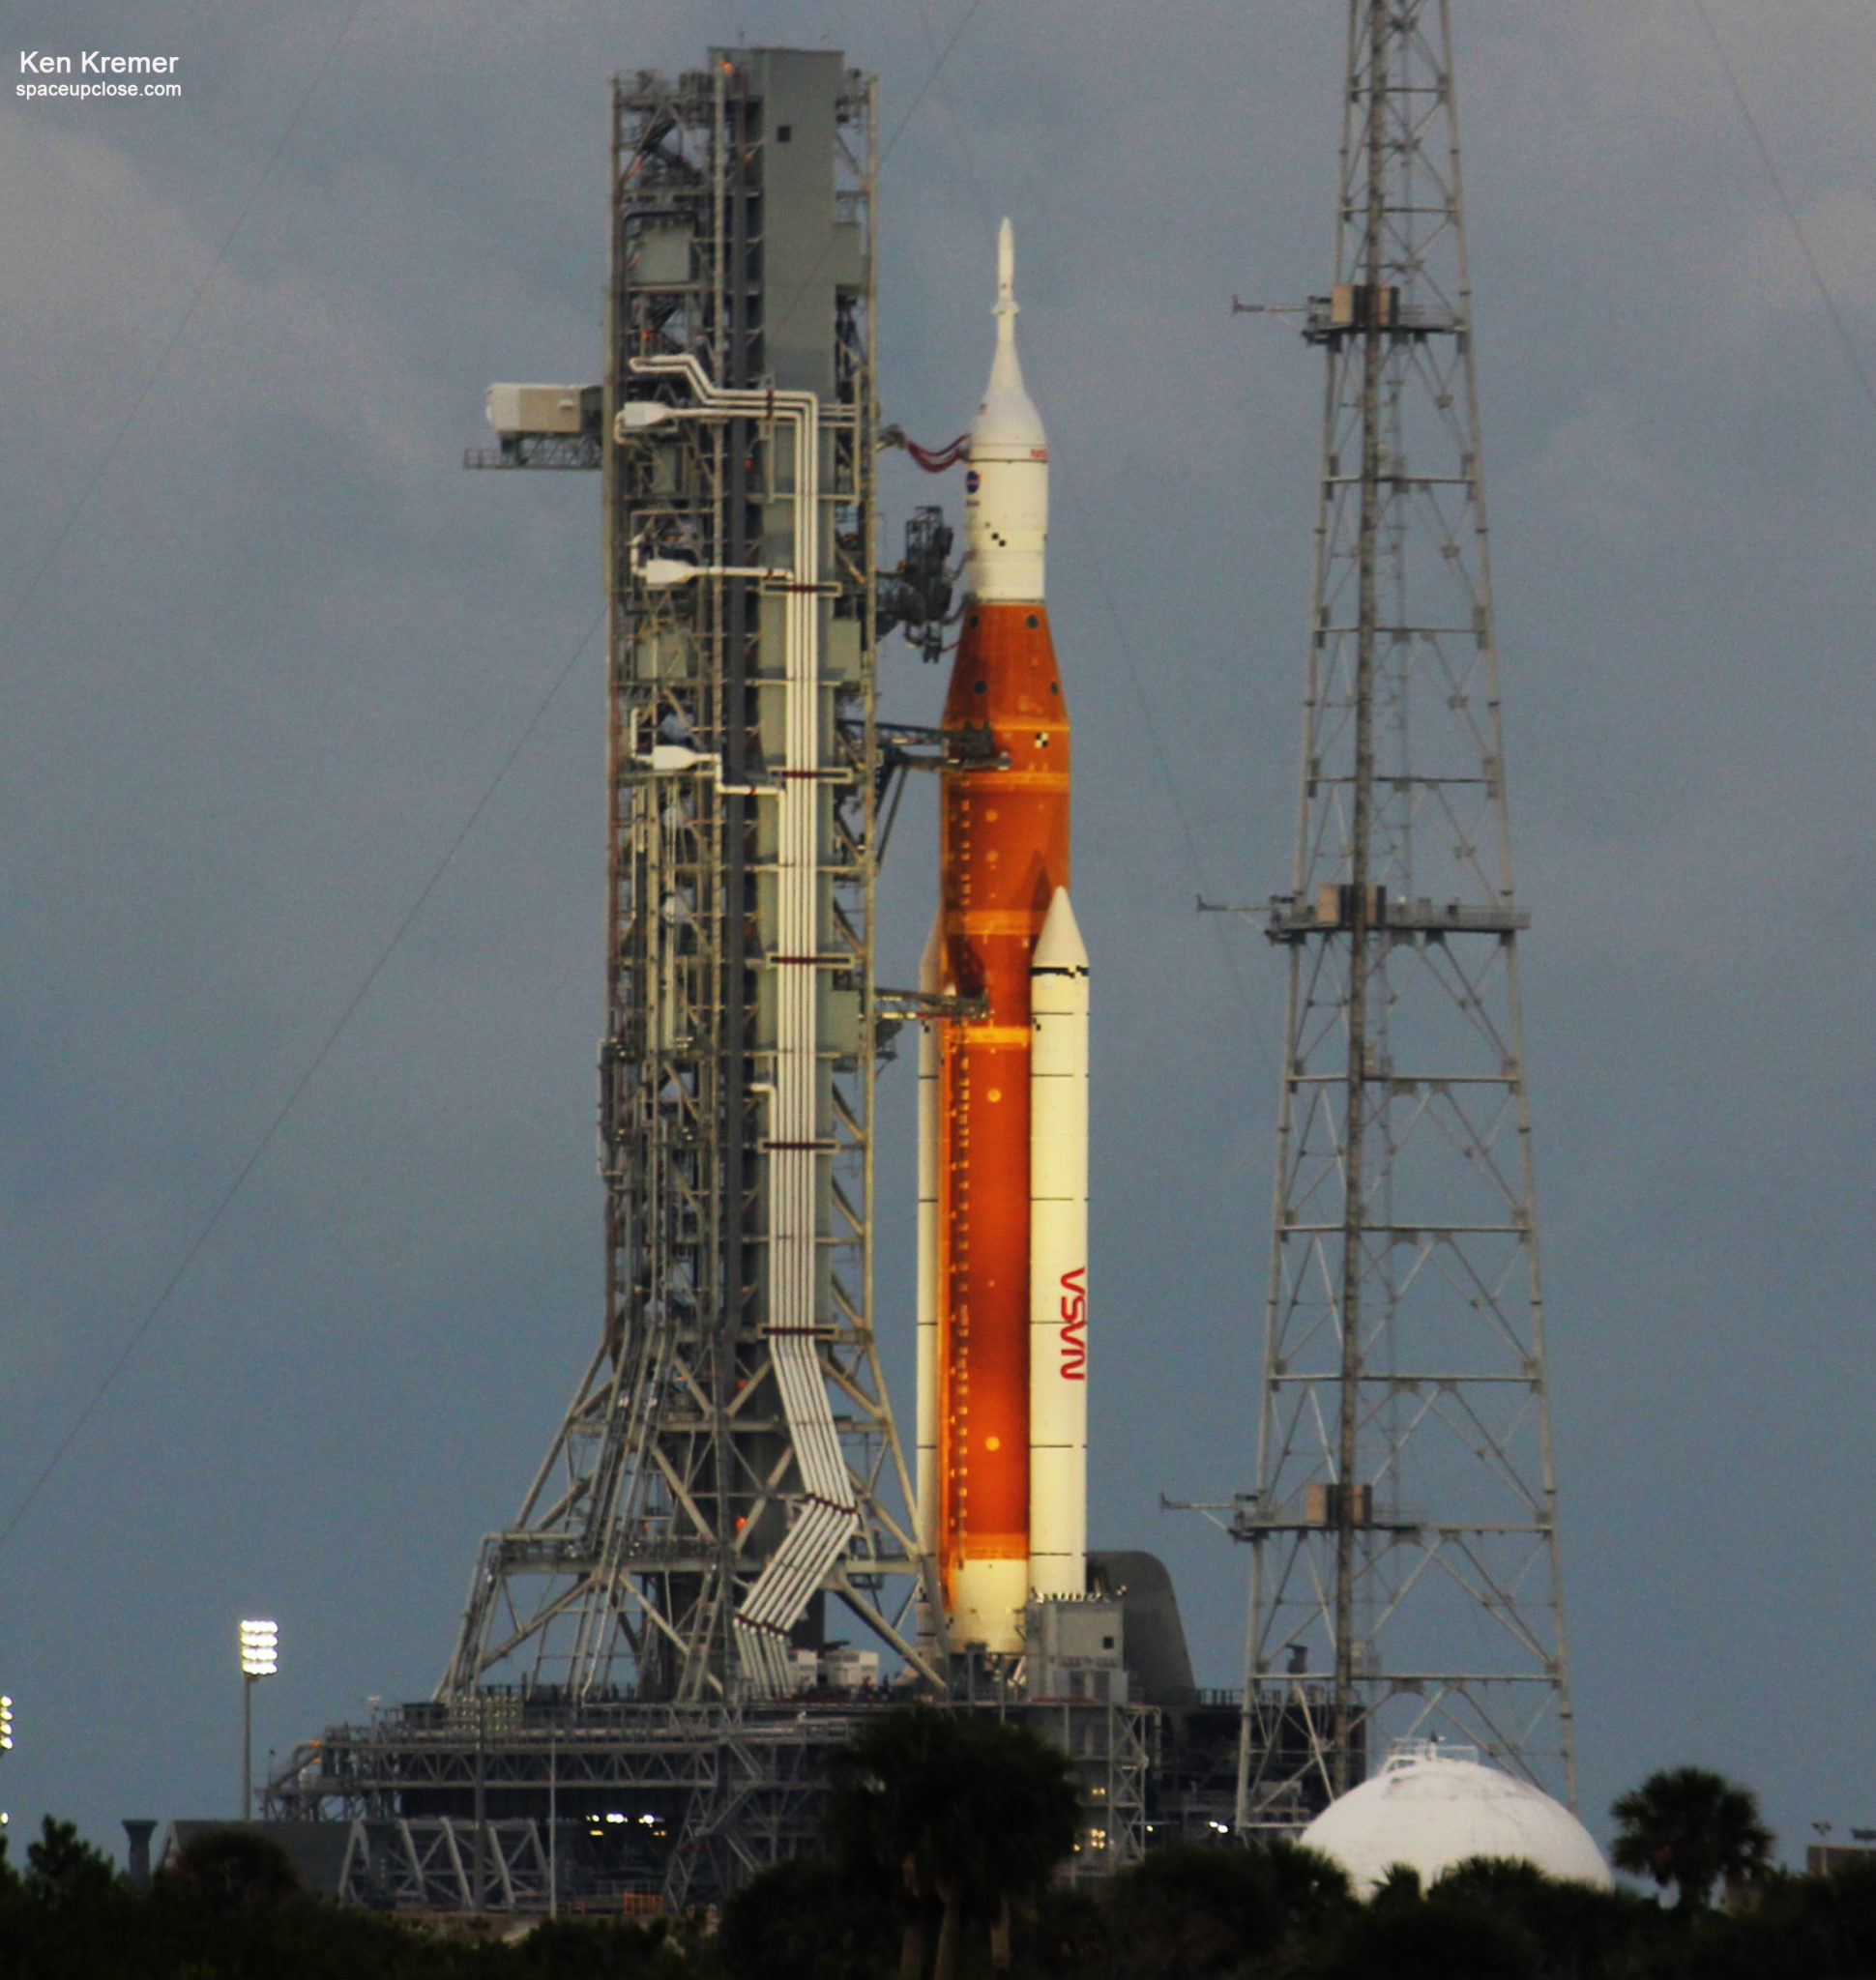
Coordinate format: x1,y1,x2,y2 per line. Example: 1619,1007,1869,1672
965,218,1049,604
1300,1746,1613,1898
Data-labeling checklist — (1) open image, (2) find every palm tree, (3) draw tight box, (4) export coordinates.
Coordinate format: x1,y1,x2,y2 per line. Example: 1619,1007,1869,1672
1610,1765,1772,1909
952,1716,1081,1970
826,1703,1080,1980
827,1703,960,1980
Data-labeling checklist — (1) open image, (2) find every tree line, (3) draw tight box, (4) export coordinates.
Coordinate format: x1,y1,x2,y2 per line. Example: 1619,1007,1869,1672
2,1712,1872,1978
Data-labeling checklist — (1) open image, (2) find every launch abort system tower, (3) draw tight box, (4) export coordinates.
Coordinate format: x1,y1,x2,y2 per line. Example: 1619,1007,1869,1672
1228,0,1574,1826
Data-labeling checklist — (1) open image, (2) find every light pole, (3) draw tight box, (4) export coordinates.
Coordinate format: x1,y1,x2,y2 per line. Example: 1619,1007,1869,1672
1,1695,13,1831
238,1621,278,1820
547,1724,558,1922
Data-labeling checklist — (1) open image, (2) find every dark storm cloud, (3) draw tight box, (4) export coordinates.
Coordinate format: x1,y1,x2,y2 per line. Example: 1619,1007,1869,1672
1,0,1872,1862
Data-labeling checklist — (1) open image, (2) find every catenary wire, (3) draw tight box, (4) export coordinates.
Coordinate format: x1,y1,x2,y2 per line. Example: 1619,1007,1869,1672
882,0,993,161
0,0,372,671
0,4,989,1546
767,0,993,349
902,1,1279,1076
0,610,603,1556
1689,0,1876,417
1053,489,1279,1081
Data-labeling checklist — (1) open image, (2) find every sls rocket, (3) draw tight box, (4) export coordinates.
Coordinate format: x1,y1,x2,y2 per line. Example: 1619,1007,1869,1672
918,221,1090,1655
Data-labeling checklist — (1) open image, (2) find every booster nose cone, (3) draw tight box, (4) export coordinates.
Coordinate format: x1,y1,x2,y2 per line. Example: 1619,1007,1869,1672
967,218,1048,602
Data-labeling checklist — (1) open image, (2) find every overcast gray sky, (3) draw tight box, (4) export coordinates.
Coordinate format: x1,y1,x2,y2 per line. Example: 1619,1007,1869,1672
2,0,1874,1869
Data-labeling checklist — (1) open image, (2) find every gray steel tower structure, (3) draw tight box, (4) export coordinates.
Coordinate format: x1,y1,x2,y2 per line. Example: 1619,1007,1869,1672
1232,0,1573,1824
446,51,928,1706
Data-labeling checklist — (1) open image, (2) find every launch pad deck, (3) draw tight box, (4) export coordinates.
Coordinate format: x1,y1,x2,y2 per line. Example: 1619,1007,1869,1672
263,1691,1158,1913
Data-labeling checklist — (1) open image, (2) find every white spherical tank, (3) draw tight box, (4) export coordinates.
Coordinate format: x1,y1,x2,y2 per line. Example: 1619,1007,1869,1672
1300,1744,1612,1898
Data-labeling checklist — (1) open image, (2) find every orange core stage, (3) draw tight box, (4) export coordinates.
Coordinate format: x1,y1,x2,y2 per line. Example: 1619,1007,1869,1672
935,600,1069,1638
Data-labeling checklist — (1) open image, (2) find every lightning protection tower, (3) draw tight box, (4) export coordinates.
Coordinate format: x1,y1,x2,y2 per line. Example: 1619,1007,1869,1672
1232,0,1572,1824
445,50,928,1707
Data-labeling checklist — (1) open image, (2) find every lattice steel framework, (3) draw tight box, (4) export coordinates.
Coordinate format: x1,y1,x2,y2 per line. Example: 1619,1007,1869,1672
272,1700,885,1909
445,53,926,1706
1235,0,1572,1824
265,1691,1154,1909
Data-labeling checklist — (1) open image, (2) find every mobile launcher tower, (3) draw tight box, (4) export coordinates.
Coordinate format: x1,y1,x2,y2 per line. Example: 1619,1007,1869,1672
266,50,1175,1914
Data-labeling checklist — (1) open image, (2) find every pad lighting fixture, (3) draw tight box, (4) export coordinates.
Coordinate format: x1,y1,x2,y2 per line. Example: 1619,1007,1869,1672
239,1620,278,1679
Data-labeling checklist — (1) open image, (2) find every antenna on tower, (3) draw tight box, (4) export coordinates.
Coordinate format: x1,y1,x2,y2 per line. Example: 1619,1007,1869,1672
1225,0,1574,1826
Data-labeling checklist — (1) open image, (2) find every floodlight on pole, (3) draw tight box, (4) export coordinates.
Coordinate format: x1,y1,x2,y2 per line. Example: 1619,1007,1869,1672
238,1620,278,1819
0,1696,14,1751
239,1620,278,1677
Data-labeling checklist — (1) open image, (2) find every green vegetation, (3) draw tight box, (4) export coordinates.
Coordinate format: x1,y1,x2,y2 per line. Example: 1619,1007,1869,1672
5,1752,1871,1979
822,1703,1081,1977
0,1819,701,1978
1610,1765,1773,1910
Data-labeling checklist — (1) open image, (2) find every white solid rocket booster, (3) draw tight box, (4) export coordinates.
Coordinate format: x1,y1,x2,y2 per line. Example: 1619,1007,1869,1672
1028,886,1089,1598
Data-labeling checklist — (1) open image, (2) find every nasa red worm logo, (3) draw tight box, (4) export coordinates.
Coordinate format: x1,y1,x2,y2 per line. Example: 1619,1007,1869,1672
1059,1267,1087,1381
